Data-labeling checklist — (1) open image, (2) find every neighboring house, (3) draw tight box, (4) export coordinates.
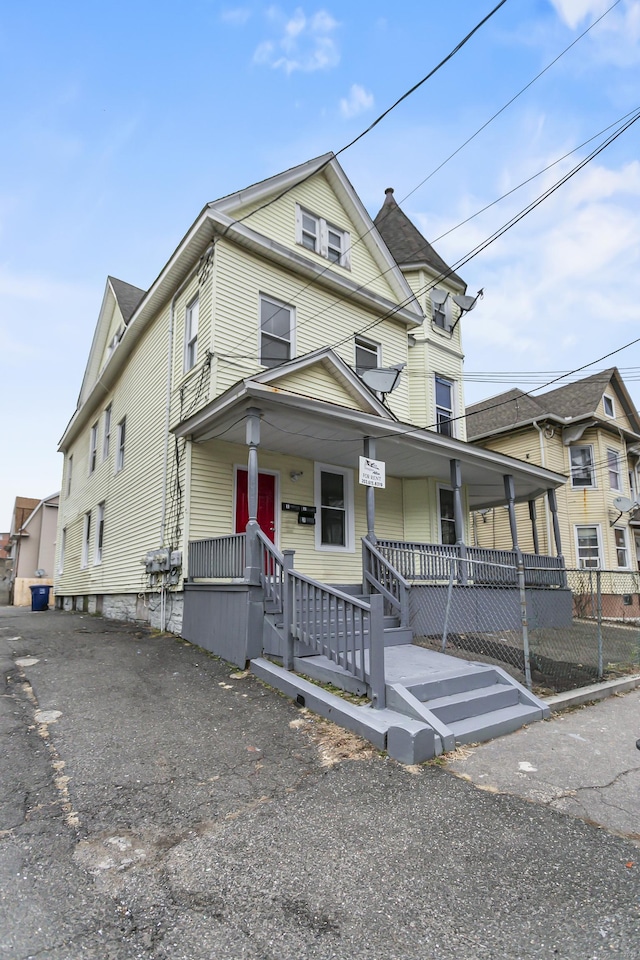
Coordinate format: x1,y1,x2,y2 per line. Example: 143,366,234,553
467,368,640,605
8,494,59,605
0,532,11,604
54,153,565,758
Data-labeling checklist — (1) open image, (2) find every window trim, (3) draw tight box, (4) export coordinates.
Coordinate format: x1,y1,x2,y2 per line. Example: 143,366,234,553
66,455,73,498
81,511,91,569
574,523,602,569
184,294,200,373
58,527,66,575
94,503,105,565
431,288,452,332
607,448,621,491
88,422,98,474
603,393,615,418
569,444,596,489
116,417,126,473
295,204,351,269
613,526,629,568
314,462,355,553
103,404,112,461
354,336,381,374
259,294,295,369
437,484,457,546
435,375,455,437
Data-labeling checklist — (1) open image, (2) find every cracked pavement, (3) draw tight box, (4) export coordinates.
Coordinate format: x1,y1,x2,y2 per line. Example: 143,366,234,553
1,606,640,959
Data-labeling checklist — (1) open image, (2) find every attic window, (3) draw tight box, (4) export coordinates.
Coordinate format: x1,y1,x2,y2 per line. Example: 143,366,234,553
355,337,380,374
295,205,351,269
603,394,615,418
431,289,451,330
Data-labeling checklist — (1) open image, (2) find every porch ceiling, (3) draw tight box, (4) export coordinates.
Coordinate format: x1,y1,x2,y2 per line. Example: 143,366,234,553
174,382,567,510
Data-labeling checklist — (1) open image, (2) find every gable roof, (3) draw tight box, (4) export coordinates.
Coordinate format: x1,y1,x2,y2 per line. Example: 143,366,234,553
467,368,640,440
373,188,465,289
108,276,145,324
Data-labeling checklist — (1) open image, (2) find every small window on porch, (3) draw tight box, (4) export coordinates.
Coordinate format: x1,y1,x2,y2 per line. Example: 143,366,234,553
315,463,354,552
439,488,456,545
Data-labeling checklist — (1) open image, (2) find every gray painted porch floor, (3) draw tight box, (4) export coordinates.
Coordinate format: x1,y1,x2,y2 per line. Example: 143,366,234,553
298,644,493,687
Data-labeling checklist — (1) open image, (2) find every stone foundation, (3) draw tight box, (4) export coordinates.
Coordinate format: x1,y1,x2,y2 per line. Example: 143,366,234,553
55,592,184,635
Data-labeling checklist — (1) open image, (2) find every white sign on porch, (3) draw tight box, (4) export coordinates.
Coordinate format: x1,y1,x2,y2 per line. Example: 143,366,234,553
359,456,386,488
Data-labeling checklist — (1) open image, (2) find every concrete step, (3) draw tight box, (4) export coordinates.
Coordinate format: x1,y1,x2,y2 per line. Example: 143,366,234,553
406,666,500,703
425,683,520,724
447,703,544,745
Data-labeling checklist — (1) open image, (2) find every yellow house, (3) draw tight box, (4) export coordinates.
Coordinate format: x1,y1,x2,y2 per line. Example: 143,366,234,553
54,154,565,758
467,368,640,612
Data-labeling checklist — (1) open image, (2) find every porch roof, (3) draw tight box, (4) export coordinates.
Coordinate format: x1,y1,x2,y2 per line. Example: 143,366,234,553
174,381,567,510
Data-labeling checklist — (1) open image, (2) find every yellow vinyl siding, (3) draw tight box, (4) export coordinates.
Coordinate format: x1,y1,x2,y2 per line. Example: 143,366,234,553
408,340,465,439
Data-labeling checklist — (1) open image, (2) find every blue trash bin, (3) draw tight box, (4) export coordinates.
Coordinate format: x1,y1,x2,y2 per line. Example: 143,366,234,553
30,584,51,611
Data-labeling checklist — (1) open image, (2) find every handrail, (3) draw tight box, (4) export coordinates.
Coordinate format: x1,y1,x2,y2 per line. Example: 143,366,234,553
256,529,285,612
188,534,246,579
362,537,410,626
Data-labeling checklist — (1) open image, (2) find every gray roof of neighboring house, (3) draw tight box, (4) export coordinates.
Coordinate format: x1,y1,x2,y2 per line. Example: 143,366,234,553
466,368,638,440
373,188,465,287
109,276,146,324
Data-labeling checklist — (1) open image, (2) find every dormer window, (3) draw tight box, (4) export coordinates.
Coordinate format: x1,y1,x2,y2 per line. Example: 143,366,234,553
296,205,350,269
431,288,451,330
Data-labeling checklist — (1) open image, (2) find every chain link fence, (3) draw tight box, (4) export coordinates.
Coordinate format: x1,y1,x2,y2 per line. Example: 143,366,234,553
410,556,640,695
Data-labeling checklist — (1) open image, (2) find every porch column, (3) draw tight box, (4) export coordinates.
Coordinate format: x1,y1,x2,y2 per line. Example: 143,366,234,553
364,436,376,543
450,459,467,584
528,500,540,555
547,487,563,556
503,474,519,551
244,407,262,586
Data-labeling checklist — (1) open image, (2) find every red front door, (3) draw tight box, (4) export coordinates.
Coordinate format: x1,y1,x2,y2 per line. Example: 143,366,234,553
235,470,276,543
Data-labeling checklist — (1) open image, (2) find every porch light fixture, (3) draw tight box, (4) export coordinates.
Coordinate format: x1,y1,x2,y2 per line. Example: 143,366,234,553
360,363,405,397
290,471,304,482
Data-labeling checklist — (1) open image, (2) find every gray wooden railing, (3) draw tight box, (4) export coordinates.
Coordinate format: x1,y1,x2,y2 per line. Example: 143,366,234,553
188,534,246,579
362,537,410,625
256,529,285,612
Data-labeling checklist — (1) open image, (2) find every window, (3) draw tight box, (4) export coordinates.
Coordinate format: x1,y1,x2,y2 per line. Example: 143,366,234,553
116,417,126,472
431,289,451,330
439,488,457,545
607,449,621,491
603,394,615,418
66,455,73,497
435,376,454,437
295,206,350,268
315,464,354,551
58,528,66,575
94,503,105,564
89,422,98,474
103,404,112,460
82,512,91,568
185,295,199,372
570,445,595,488
355,337,380,374
576,525,600,568
614,528,628,567
260,295,294,368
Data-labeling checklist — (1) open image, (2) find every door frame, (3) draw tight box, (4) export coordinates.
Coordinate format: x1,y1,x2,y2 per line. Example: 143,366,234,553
233,464,280,546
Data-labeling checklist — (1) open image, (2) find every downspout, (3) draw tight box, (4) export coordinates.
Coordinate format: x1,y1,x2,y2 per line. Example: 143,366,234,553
159,241,214,546
533,420,553,555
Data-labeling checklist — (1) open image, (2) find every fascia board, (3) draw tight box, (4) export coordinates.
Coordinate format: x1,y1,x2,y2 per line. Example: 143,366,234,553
208,209,422,327
468,415,567,443
211,153,335,214
398,261,467,294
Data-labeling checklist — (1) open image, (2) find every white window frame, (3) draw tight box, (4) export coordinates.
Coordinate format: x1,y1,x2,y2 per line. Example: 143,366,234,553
259,294,295,369
66,455,73,498
116,417,126,473
184,295,199,372
570,445,596,489
614,527,629,568
435,375,455,437
103,404,112,460
603,394,615,418
354,337,380,374
81,511,91,568
437,485,457,545
574,524,601,569
314,462,355,553
431,288,452,331
295,205,351,269
607,448,621,491
94,502,105,565
89,422,98,474
58,527,66,575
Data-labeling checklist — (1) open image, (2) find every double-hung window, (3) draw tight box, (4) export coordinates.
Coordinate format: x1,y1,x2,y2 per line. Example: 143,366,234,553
570,445,595,488
89,423,98,474
116,417,126,472
66,455,73,498
82,512,91,568
58,528,66,575
435,376,455,437
295,206,350,268
103,405,112,460
576,525,600,568
439,488,457,545
355,337,380,374
185,295,199,372
607,449,621,491
315,464,353,551
260,295,293,369
431,289,451,330
95,503,105,564
614,528,628,567
300,211,319,252
603,394,615,418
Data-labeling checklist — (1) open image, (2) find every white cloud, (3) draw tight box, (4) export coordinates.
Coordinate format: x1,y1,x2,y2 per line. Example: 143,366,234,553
220,7,251,26
339,84,374,119
550,0,611,29
550,0,640,65
253,7,340,74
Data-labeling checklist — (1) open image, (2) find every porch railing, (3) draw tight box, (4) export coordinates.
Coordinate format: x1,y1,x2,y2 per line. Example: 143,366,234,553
362,537,410,625
256,529,285,612
188,534,246,579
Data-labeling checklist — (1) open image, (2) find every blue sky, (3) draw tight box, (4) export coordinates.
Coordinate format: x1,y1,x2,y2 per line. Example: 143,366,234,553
2,0,640,526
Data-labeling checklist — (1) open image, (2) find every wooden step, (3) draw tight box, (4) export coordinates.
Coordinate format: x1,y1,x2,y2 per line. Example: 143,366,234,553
425,684,519,724
448,703,544,745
